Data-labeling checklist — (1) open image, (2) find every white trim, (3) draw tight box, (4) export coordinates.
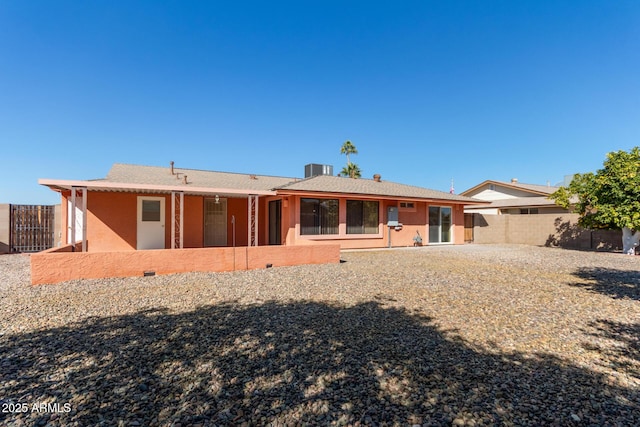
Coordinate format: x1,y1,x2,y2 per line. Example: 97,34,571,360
428,205,453,244
248,195,259,247
70,189,76,247
171,191,184,249
81,188,87,252
68,187,87,251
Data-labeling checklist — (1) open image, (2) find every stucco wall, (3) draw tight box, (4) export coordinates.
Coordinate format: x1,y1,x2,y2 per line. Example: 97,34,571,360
31,244,341,285
0,204,9,253
61,192,267,251
286,198,466,249
473,213,622,250
60,190,468,252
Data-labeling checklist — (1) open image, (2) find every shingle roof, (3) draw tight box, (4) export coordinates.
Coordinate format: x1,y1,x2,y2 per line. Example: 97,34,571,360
65,163,481,203
276,174,481,203
105,163,297,192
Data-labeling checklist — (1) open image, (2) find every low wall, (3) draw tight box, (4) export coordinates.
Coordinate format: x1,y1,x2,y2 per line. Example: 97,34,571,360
473,213,621,250
31,245,341,285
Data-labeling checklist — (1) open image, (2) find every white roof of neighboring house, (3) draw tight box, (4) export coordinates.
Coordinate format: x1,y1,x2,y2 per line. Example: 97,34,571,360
461,179,558,197
461,179,572,211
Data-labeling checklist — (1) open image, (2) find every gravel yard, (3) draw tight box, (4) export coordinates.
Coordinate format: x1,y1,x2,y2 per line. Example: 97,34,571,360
1,244,639,426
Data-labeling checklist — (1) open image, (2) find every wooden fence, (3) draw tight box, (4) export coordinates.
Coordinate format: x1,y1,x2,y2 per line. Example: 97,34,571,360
10,204,56,252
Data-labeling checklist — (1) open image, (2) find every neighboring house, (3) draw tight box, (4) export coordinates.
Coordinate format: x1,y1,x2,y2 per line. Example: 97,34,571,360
39,162,483,253
461,178,569,215
459,178,618,250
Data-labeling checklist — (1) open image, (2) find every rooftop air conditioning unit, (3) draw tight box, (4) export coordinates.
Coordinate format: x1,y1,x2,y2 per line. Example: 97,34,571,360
305,164,333,178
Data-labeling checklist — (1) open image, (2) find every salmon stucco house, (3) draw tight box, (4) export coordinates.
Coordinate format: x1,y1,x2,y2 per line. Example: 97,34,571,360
33,162,481,284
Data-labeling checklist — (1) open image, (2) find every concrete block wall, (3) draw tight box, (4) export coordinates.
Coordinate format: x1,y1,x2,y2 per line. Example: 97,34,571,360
473,213,621,250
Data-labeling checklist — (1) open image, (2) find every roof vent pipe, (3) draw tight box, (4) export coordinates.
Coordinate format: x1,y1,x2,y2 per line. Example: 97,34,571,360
170,161,175,175
373,174,381,182
183,175,188,184
511,178,518,183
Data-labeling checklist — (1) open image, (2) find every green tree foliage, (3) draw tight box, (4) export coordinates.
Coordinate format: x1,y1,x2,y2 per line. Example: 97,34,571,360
340,162,362,179
339,140,362,178
550,147,640,231
340,140,358,165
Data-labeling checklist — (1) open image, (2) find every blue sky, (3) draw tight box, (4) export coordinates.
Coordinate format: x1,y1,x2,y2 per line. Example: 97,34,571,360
1,1,639,204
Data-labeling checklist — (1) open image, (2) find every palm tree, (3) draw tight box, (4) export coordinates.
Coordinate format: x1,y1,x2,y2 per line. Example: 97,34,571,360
340,162,362,179
340,140,358,165
339,140,361,178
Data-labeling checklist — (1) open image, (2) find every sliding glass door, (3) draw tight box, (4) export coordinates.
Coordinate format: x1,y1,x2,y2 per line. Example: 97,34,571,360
428,206,452,244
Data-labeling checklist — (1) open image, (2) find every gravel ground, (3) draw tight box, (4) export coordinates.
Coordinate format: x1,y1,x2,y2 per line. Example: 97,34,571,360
1,244,639,426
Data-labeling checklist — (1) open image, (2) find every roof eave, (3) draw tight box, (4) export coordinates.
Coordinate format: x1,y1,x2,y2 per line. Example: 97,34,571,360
275,188,484,204
38,179,277,196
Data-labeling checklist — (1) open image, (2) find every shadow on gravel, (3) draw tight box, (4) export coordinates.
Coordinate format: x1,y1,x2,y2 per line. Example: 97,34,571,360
582,319,640,382
571,267,640,300
1,302,638,426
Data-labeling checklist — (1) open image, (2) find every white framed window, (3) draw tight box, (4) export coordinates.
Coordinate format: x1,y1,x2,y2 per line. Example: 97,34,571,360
428,206,452,243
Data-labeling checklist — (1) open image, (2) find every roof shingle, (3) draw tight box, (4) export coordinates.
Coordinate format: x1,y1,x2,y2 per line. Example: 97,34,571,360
276,174,480,202
106,163,296,192
89,163,481,203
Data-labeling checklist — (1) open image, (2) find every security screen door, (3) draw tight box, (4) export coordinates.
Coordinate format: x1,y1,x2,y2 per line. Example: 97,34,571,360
204,198,227,246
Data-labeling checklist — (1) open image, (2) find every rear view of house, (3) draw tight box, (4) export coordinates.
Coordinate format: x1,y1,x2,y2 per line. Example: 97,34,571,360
40,162,481,252
33,162,482,284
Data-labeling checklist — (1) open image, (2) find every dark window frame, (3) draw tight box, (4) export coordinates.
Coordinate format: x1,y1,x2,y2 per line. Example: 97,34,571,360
300,198,339,235
347,200,379,234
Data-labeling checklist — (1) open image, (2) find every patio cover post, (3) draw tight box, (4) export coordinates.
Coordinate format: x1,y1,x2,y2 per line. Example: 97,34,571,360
70,188,75,249
171,191,184,249
70,186,87,252
81,187,87,252
248,195,258,247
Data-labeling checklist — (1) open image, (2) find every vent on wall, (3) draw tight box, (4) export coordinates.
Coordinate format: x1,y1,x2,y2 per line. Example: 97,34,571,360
305,164,333,178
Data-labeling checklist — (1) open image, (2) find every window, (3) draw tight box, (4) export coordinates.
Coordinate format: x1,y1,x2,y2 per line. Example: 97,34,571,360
399,201,416,211
347,200,379,234
519,208,539,215
141,200,161,222
300,198,339,235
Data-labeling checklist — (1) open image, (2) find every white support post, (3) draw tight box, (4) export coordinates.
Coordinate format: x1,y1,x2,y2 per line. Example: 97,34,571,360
248,195,259,247
171,191,184,249
171,193,175,249
70,188,76,249
248,197,252,247
81,187,87,252
69,187,87,251
179,192,184,248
